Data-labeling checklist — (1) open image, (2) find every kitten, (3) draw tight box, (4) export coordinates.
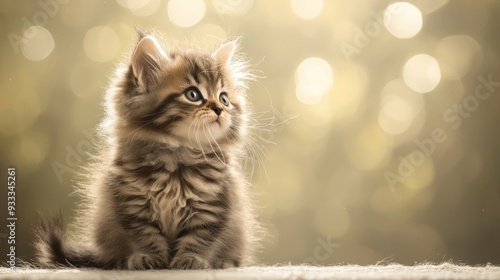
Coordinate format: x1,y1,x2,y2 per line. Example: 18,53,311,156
35,30,258,270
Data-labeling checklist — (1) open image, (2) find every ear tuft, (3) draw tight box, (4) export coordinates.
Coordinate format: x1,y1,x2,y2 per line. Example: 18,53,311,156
134,25,148,41
131,35,169,91
212,41,236,65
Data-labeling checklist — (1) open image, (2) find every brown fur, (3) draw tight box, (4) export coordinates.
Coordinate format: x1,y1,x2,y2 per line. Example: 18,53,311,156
35,31,259,270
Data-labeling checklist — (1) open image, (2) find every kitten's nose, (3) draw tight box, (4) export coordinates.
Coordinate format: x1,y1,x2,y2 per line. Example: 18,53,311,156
211,105,223,116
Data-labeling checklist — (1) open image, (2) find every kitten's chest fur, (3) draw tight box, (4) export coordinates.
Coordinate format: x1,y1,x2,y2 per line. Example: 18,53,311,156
113,143,231,239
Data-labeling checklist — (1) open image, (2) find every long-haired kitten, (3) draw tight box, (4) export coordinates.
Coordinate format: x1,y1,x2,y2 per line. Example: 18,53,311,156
35,31,258,270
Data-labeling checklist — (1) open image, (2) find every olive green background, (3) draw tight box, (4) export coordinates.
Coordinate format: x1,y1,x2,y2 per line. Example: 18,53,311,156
1,0,500,266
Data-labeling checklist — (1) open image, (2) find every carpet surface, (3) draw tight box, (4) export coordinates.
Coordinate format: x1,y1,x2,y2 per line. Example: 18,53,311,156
1,264,500,280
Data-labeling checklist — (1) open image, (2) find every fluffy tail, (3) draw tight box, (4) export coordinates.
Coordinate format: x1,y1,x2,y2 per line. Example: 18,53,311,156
34,211,103,268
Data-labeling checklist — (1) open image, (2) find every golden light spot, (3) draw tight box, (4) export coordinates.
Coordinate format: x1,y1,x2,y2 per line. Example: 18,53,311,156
435,35,483,79
84,26,120,62
291,0,323,19
403,54,441,93
384,2,423,39
213,0,254,16
378,96,413,135
115,0,149,10
168,0,205,28
379,79,425,137
21,26,55,61
345,123,391,170
328,61,368,124
295,57,333,105
380,79,425,118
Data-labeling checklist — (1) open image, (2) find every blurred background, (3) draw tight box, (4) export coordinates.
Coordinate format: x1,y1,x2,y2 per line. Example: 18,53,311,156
1,0,500,266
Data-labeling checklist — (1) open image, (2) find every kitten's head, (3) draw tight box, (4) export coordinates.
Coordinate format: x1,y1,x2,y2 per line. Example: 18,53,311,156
108,33,252,150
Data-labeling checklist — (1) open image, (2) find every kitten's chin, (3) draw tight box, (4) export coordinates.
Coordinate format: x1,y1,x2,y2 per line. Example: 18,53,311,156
172,115,232,148
207,115,225,129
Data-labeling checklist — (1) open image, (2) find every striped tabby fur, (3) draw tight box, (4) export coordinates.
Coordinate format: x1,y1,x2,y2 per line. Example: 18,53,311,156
35,31,258,270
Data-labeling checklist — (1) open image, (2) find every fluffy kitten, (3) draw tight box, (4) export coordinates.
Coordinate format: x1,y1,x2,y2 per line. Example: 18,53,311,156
35,31,258,270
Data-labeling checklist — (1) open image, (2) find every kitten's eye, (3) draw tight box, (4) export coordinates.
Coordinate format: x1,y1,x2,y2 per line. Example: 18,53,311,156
219,93,230,107
185,88,202,102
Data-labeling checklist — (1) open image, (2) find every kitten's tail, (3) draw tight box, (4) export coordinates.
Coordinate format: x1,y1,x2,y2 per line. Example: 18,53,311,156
34,211,104,268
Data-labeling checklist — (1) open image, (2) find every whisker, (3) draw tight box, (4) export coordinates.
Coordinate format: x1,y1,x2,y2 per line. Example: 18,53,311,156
201,117,227,165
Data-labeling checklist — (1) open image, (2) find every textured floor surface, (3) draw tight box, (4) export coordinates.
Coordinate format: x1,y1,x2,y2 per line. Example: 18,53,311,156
1,263,500,280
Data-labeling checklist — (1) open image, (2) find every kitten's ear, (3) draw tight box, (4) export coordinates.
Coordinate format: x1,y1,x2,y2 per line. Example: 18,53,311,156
212,41,236,65
131,35,169,91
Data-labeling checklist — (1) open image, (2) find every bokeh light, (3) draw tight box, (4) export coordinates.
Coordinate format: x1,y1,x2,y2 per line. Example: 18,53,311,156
3,0,500,268
345,123,392,170
21,26,55,61
384,2,423,39
295,57,333,105
403,54,441,93
213,0,254,16
435,35,483,79
84,26,120,62
328,61,368,123
379,96,414,135
378,79,425,138
115,0,149,10
291,0,323,20
168,0,205,28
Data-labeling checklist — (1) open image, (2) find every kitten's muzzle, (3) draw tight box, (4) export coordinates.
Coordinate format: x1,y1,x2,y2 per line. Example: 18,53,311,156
211,105,223,116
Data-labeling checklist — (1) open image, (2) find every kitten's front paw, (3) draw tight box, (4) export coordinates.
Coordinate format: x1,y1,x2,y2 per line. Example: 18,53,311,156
127,252,168,270
213,259,237,269
170,254,210,270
